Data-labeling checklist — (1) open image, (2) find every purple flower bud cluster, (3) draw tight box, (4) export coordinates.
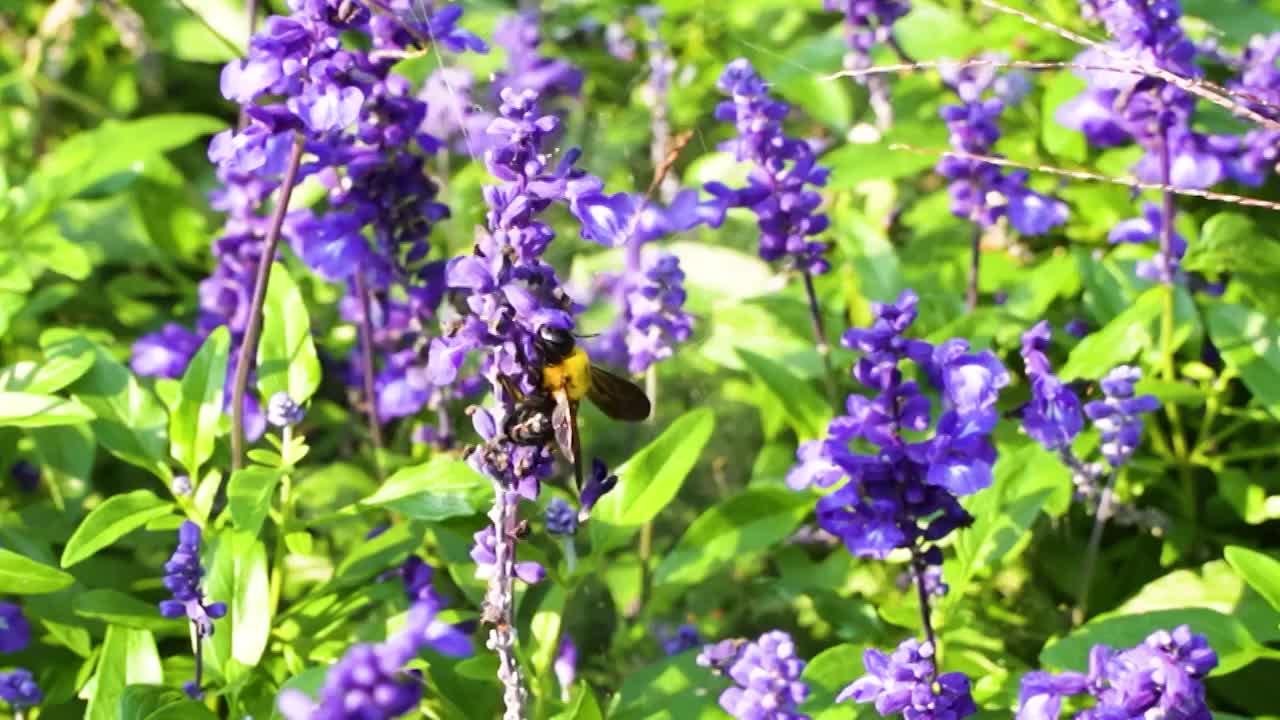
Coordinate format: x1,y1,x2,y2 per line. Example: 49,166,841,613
266,391,305,427
9,461,39,493
135,0,487,439
787,290,1008,562
1228,34,1280,185
277,595,472,720
1085,366,1159,468
0,603,31,654
1019,321,1084,452
1016,625,1217,720
493,13,583,103
839,638,976,720
0,669,41,710
658,623,702,656
936,66,1068,236
707,59,832,275
701,631,810,720
823,0,911,69
471,523,546,586
545,497,578,536
158,521,227,639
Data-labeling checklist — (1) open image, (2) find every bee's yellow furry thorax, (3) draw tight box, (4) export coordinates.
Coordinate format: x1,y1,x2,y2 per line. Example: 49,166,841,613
542,347,592,401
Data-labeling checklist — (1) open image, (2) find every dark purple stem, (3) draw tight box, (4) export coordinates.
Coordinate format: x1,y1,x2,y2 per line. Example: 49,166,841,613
801,269,836,403
354,270,386,468
911,550,938,651
193,626,204,695
230,135,306,471
966,225,981,313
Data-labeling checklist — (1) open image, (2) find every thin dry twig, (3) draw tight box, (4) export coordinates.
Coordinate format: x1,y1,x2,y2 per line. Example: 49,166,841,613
889,143,1280,212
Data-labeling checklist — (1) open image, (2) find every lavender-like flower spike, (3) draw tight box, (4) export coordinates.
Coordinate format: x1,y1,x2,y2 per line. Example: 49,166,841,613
0,603,31,653
838,638,976,720
1016,625,1217,720
1019,321,1084,452
824,0,910,68
1084,365,1159,468
708,58,831,275
158,522,227,638
716,631,810,720
0,669,41,711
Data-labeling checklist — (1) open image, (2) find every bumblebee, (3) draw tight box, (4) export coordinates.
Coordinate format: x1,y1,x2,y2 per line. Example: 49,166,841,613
503,325,651,489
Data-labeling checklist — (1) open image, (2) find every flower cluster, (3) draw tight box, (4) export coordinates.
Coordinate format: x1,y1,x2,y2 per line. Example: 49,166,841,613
787,290,1008,562
659,623,702,656
823,0,911,69
158,521,227,639
0,603,37,712
1016,625,1217,720
708,59,831,275
134,0,487,440
492,13,583,103
839,638,976,720
702,631,810,720
1019,321,1084,453
936,62,1067,236
277,596,472,720
0,669,41,711
0,603,30,654
1085,365,1160,469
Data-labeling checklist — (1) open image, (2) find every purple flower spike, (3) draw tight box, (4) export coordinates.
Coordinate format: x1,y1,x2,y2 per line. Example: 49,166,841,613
1019,321,1084,452
838,638,976,720
708,59,831,274
1084,365,1159,468
159,521,226,639
0,603,31,654
0,668,41,709
716,631,810,720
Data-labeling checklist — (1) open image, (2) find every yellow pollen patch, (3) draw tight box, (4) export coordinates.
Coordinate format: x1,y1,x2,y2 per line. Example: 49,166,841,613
542,347,592,401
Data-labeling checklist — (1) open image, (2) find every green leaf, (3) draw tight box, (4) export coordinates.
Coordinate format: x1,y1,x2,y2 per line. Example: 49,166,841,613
736,348,831,441
0,548,74,593
800,643,863,718
86,626,163,720
359,457,488,521
119,685,219,720
1206,302,1280,419
228,467,283,537
1042,72,1088,163
1040,608,1274,675
894,3,980,60
0,342,94,393
169,326,230,478
764,34,851,130
45,330,171,480
31,114,225,206
206,529,271,681
529,583,567,683
75,589,182,632
654,487,810,587
553,685,605,720
0,391,95,427
948,443,1070,604
1183,213,1280,276
257,264,321,404
607,652,727,720
61,490,174,567
1225,546,1280,615
330,522,418,590
1061,288,1163,380
590,408,714,551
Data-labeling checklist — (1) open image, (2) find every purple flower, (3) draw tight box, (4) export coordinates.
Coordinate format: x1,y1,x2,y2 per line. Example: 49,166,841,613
1084,365,1159,468
0,669,41,710
1064,319,1090,338
554,635,577,695
266,392,305,427
131,323,203,379
158,521,227,638
471,526,545,585
277,597,469,720
578,459,619,522
1019,322,1084,452
837,638,976,720
9,461,39,493
824,0,911,69
1015,625,1217,720
697,638,746,672
789,290,1001,565
709,59,831,275
0,604,31,654
717,630,810,720
659,624,702,656
493,13,583,102
545,498,578,536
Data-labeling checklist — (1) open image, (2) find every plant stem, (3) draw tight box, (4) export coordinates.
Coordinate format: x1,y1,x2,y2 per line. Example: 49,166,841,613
485,484,527,720
354,271,385,477
801,269,837,404
230,135,305,472
966,225,982,313
193,625,204,694
1075,470,1117,624
911,550,938,651
268,426,294,617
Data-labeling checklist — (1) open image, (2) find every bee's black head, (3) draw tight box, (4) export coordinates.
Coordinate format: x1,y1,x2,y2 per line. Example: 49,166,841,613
535,325,576,365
